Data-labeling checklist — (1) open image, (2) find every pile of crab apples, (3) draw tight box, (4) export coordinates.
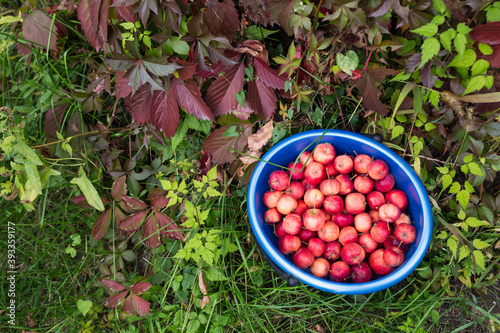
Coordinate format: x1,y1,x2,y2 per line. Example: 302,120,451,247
263,143,417,283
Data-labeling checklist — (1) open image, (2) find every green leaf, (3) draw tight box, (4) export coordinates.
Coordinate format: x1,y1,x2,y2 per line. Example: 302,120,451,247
449,181,461,194
206,187,222,197
0,14,23,25
391,125,405,140
457,189,470,209
207,166,218,181
13,139,43,165
458,245,470,262
171,37,190,56
24,161,42,196
471,59,489,76
70,167,105,211
420,37,441,68
412,23,438,37
77,299,93,316
485,122,500,136
486,6,500,22
425,122,436,131
236,91,245,108
464,180,475,193
448,49,476,68
463,75,486,95
466,217,490,227
478,43,493,55
120,22,135,30
447,237,458,257
473,239,491,250
472,250,485,270
427,90,441,108
440,29,456,52
336,50,359,75
454,33,467,59
433,0,447,14
436,166,449,174
244,25,278,41
222,125,239,137
431,15,445,26
468,162,484,176
485,75,494,89
186,319,201,333
463,154,473,163
457,23,472,35
65,246,77,258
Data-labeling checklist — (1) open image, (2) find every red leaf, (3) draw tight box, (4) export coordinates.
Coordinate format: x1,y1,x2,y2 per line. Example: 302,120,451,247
121,195,149,211
100,279,127,292
232,103,254,121
202,124,252,164
470,22,500,45
77,0,109,51
121,294,133,315
104,291,128,308
22,10,59,51
247,80,278,120
267,0,293,35
114,2,136,22
366,64,401,84
125,85,153,125
70,194,110,207
204,0,240,40
114,207,127,227
119,210,148,232
150,195,170,211
131,294,150,317
171,78,214,121
44,103,67,142
114,71,133,99
131,282,152,295
253,58,286,90
138,0,158,26
92,207,112,242
171,59,197,80
111,176,127,201
156,211,184,241
205,62,245,116
482,44,500,68
142,214,161,250
150,89,179,139
355,73,389,117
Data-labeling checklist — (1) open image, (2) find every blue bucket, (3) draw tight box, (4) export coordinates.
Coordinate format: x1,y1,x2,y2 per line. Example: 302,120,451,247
247,129,433,294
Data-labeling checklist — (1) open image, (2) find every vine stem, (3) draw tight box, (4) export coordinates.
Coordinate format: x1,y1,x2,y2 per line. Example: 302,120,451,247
30,127,130,149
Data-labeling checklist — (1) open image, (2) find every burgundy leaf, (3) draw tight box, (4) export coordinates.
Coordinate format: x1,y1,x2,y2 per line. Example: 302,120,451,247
119,210,148,232
23,10,59,51
267,0,293,35
114,207,127,227
232,103,254,121
247,80,278,120
205,62,245,116
365,64,401,84
114,71,133,99
77,0,109,51
131,294,151,317
171,78,214,121
138,0,158,26
142,214,161,250
150,194,170,211
482,44,500,68
70,194,110,207
204,0,240,40
125,85,153,125
92,207,112,242
101,279,127,292
126,62,164,92
104,291,128,308
111,176,127,201
121,294,133,315
44,103,67,142
234,40,269,63
131,282,152,295
241,0,271,26
253,58,286,90
202,124,252,164
355,73,389,117
367,0,392,18
156,211,184,241
470,22,500,45
114,2,136,22
121,195,149,211
150,89,179,138
172,59,197,80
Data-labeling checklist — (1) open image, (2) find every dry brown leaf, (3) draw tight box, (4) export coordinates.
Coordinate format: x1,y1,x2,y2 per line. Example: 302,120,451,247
314,324,326,333
248,121,273,152
199,270,210,309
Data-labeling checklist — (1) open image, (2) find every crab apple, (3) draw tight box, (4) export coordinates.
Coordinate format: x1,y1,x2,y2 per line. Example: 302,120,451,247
323,195,344,215
323,241,342,260
394,213,411,226
325,213,332,221
282,213,303,235
320,179,340,196
299,151,315,167
383,247,405,267
378,203,401,223
304,162,326,186
353,174,374,194
275,221,287,238
276,194,297,215
294,200,309,216
311,258,330,278
304,189,324,208
358,233,378,254
345,193,367,215
301,178,318,191
313,143,336,165
329,261,352,282
287,162,304,180
354,154,372,174
369,209,380,222
263,190,284,209
338,226,359,246
385,189,408,211
325,163,339,178
354,212,372,233
334,155,354,174
366,191,386,210
298,228,316,242
367,159,389,180
332,211,354,228
374,174,395,193
341,243,366,265
264,208,282,223
384,236,411,252
351,262,372,283
303,209,326,231
393,224,416,244
308,238,326,257
336,174,354,195
368,249,393,275
318,221,340,242
285,181,305,200
269,170,290,191
370,222,391,243
278,234,301,254
292,248,315,269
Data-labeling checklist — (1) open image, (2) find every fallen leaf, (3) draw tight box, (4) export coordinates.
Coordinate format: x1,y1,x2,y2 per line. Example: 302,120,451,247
22,10,59,51
199,270,210,309
247,121,273,152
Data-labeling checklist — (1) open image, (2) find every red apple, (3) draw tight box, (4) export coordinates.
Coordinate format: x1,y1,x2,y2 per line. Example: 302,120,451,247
378,203,401,223
351,262,372,283
304,162,326,185
311,258,330,277
301,178,318,191
276,194,298,215
370,222,391,243
320,179,340,196
303,208,326,231
393,224,416,244
369,209,380,222
354,212,372,233
269,170,290,191
345,193,366,215
264,208,281,223
329,261,351,282
294,199,309,216
313,143,336,165
385,189,408,211
263,190,284,209
367,159,389,180
298,228,316,242
323,241,342,260
287,162,304,180
394,213,411,226
354,154,372,174
282,213,303,235
341,243,366,265
338,226,359,246
323,195,344,215
374,174,395,193
335,174,354,195
332,211,354,228
325,213,332,221
284,181,305,200
325,163,339,178
275,221,287,238
304,189,325,208
383,247,405,267
358,233,378,253
317,221,340,242
292,248,315,269
368,249,393,275
353,174,374,194
278,234,301,254
334,155,354,174
308,237,326,257
384,236,411,252
299,151,315,167
366,191,385,209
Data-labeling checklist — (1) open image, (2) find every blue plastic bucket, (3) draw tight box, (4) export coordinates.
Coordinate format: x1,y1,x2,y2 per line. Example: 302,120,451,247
247,129,433,294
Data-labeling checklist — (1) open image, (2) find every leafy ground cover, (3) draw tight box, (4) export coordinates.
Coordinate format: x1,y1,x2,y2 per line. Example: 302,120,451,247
1,0,500,331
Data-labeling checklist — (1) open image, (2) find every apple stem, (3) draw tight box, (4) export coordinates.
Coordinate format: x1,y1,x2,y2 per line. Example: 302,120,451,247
397,240,403,250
